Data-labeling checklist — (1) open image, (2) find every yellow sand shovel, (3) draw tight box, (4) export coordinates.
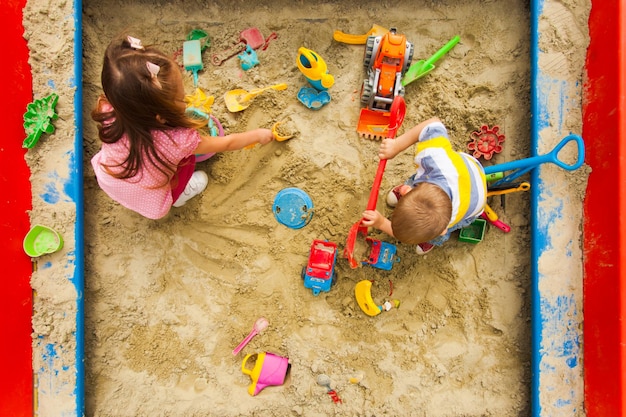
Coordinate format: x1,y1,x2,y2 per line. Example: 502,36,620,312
224,83,288,112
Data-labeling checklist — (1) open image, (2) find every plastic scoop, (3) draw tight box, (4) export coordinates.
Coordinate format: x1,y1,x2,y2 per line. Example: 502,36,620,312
224,83,288,112
232,317,269,355
183,40,203,87
244,120,294,150
402,35,460,86
333,24,388,44
272,121,294,141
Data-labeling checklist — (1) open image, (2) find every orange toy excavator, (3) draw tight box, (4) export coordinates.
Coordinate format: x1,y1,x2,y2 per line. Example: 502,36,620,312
358,28,413,139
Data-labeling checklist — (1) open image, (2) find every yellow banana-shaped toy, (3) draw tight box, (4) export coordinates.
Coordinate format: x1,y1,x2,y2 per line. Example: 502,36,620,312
355,280,382,317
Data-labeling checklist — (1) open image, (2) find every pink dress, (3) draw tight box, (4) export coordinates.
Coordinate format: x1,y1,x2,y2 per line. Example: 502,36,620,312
91,127,201,219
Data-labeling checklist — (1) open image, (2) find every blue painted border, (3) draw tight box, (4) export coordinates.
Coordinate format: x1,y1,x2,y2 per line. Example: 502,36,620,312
34,1,85,414
530,1,542,414
530,1,584,415
72,0,84,415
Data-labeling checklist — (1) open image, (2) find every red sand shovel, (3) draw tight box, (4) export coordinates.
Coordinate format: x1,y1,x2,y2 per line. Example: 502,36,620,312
344,96,406,268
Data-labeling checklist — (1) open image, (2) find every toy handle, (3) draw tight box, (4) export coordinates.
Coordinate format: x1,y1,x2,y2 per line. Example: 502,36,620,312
481,212,511,232
546,134,585,171
424,35,460,67
232,329,258,355
261,32,278,50
211,41,246,66
298,47,321,70
364,97,406,212
193,71,198,86
241,354,254,375
485,134,585,175
243,83,288,101
483,205,499,222
366,160,387,211
386,96,406,138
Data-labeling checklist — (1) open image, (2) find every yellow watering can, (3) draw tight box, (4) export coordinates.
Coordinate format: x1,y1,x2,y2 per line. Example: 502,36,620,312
296,47,334,91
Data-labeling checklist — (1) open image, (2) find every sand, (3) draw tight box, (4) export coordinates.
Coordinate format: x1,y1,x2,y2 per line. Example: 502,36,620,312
23,0,590,415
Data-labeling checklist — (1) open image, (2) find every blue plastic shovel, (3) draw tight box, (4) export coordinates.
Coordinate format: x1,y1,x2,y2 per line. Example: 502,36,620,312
484,134,585,186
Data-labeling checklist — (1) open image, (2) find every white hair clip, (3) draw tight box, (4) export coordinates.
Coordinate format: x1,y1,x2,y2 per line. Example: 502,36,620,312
127,36,144,50
146,61,162,88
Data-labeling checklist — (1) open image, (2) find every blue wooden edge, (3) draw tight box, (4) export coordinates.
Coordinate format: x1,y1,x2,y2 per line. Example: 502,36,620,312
530,0,584,415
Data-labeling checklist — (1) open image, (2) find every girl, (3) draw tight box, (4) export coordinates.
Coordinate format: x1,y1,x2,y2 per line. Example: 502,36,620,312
91,35,274,219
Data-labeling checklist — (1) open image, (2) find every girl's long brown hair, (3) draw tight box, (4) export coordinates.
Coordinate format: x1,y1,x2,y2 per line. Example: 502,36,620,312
91,34,205,183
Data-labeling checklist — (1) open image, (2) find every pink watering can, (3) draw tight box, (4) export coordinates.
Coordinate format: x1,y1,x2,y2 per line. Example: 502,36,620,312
241,352,290,396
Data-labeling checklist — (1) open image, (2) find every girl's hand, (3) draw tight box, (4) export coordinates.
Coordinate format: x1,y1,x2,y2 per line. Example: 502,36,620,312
196,128,274,154
254,128,274,145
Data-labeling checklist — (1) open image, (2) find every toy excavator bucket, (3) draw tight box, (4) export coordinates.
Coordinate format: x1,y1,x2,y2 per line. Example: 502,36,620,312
356,108,391,140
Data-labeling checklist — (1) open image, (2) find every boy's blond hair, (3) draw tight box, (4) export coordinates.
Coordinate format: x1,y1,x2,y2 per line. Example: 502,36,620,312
390,182,452,244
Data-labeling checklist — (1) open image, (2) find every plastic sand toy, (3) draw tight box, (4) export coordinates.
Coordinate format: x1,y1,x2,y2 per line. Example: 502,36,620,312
183,40,203,87
459,218,487,243
333,24,388,45
23,93,59,149
301,240,338,296
185,88,214,114
345,96,406,268
271,121,295,142
402,35,460,86
185,107,223,162
238,45,259,70
296,47,333,109
232,317,269,355
23,224,64,257
362,238,400,270
272,187,314,229
297,87,331,110
468,124,505,160
186,29,210,51
211,27,276,66
224,83,288,112
296,47,334,91
316,374,342,404
241,352,290,396
354,280,400,317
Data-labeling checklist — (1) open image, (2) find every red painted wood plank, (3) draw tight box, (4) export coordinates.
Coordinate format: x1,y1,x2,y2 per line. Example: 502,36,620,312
583,1,626,416
0,0,34,415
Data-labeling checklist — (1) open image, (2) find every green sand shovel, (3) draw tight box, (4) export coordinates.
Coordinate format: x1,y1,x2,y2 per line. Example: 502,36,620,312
402,35,461,86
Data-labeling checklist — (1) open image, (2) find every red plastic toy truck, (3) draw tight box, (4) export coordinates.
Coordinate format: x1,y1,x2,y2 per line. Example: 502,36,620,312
301,240,338,296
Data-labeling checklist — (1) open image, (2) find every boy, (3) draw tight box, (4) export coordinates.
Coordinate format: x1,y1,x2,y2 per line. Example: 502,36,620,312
362,117,487,254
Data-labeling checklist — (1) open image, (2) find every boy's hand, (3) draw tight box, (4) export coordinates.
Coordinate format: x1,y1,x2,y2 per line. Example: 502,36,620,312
362,209,394,237
361,210,384,228
378,138,400,160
